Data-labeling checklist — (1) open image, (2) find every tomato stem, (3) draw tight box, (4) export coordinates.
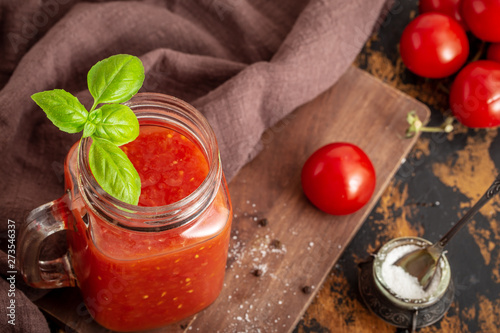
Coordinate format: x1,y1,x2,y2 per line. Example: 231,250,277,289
405,111,454,138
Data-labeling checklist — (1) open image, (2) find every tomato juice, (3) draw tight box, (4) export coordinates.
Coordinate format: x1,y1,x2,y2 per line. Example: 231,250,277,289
123,126,209,207
65,123,232,331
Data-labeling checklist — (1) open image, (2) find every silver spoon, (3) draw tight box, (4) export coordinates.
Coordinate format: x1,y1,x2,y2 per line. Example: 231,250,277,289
394,175,500,290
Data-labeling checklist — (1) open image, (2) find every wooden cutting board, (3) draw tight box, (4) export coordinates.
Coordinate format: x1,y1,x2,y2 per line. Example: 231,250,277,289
35,66,430,332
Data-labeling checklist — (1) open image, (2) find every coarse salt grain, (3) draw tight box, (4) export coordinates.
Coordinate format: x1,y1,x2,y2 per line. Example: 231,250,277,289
380,244,441,300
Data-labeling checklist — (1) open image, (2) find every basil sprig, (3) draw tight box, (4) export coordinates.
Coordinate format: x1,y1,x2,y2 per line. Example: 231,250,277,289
32,54,144,205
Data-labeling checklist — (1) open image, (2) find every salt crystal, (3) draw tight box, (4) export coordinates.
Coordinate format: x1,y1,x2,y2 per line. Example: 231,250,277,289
254,263,268,276
380,244,441,300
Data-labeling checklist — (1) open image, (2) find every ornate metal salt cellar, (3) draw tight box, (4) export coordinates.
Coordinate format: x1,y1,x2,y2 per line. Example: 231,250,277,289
358,237,454,332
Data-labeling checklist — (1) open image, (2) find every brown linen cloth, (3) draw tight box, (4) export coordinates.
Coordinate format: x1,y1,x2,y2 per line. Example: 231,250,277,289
0,0,389,331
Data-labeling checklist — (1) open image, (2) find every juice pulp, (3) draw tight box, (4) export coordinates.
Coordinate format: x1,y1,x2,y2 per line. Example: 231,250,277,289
65,125,232,331
122,126,209,206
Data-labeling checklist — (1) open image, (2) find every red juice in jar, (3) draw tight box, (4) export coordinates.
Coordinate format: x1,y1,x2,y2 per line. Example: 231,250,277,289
124,126,209,207
63,94,232,331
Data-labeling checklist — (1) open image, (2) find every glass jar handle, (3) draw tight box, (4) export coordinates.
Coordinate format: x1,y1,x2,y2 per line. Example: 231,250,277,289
17,192,76,288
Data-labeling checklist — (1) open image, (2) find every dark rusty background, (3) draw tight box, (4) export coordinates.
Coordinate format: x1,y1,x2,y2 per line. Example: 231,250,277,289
295,1,500,332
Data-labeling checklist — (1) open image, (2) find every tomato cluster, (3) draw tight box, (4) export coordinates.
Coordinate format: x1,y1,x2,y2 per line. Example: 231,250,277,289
400,0,500,128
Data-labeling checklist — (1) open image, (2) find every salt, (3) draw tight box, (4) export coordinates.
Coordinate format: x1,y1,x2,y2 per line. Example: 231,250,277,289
380,244,441,300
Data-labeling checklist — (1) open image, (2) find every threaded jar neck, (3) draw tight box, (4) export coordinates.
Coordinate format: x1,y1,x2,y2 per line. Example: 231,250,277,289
77,93,222,232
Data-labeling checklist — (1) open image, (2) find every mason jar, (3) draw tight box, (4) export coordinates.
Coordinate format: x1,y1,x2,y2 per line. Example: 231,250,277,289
18,93,233,331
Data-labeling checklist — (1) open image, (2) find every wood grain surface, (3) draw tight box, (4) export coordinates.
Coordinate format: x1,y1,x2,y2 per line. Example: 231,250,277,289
36,66,429,332
295,1,500,333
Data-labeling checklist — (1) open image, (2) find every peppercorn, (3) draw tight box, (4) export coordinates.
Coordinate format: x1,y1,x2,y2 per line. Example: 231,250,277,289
270,239,282,249
252,268,263,277
258,218,268,227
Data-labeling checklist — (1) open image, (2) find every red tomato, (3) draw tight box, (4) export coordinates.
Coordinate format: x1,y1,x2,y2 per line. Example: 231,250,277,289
462,0,500,42
449,60,500,128
301,143,376,216
419,0,468,30
400,13,469,78
487,43,500,63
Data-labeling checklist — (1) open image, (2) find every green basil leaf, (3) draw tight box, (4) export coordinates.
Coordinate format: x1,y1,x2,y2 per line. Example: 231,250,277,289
92,104,139,146
88,137,141,205
87,54,145,107
82,122,96,138
88,108,103,124
82,109,102,138
31,89,88,133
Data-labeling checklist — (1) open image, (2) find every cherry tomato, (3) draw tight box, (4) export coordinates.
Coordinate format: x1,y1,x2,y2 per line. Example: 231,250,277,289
449,60,500,128
419,0,468,30
400,13,469,78
301,143,376,216
462,0,500,42
487,43,500,63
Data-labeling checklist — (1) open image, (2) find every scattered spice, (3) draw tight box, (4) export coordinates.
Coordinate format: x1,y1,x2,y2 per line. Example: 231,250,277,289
252,268,263,277
302,286,312,294
258,218,268,227
270,239,282,249
412,201,441,207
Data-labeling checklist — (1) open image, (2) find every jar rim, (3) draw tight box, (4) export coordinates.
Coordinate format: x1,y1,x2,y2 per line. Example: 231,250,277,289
77,93,222,231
